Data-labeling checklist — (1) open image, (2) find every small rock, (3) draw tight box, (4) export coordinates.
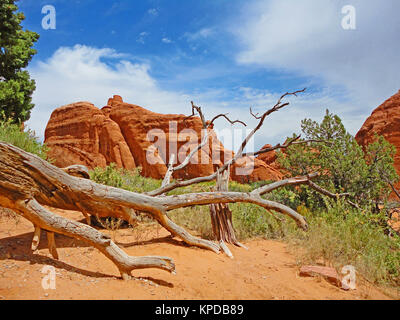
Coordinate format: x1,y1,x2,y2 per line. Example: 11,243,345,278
299,265,341,288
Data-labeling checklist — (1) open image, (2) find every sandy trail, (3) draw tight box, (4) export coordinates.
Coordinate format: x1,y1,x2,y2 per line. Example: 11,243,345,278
0,209,397,300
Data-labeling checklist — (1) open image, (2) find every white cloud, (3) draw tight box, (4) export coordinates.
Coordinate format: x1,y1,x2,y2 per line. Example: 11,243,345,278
136,32,149,44
148,8,158,16
234,0,400,119
162,37,172,44
27,45,191,140
184,28,215,42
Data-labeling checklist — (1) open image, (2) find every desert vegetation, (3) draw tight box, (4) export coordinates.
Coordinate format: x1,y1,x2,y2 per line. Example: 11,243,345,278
2,106,397,287
0,86,399,291
0,1,399,300
85,108,399,288
90,152,400,287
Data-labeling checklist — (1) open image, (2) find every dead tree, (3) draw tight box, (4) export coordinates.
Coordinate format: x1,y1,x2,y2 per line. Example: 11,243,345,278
158,89,326,257
0,89,344,279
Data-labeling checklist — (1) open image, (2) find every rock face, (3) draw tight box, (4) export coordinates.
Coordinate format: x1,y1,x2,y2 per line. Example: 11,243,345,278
45,96,282,183
44,101,136,170
106,96,233,180
230,144,283,184
355,90,400,192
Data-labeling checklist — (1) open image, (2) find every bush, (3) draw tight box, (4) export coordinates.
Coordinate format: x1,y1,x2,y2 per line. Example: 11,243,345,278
0,120,48,159
287,203,400,286
90,163,161,193
278,110,398,209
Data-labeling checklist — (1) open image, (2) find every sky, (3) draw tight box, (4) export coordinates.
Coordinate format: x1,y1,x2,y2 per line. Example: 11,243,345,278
18,0,400,150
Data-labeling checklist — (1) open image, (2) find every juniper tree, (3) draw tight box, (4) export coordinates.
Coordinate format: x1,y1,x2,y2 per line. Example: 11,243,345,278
0,0,39,123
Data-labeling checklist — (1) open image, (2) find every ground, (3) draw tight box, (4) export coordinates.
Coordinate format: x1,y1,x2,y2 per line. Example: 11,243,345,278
0,208,398,300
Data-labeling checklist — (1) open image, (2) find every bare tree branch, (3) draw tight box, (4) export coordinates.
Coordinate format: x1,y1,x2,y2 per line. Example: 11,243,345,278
185,101,246,129
162,101,246,186
251,173,319,196
185,101,207,128
172,131,210,172
307,180,351,198
381,172,400,202
150,89,308,196
307,180,358,209
242,135,326,157
250,107,261,119
209,113,247,127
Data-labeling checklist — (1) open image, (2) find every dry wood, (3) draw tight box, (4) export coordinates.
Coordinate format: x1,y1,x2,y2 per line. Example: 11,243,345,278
47,231,59,260
162,153,175,188
31,225,41,252
0,141,312,278
150,90,310,197
209,166,246,257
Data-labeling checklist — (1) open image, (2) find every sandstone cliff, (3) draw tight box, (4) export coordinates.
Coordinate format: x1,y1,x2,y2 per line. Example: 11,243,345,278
45,96,282,182
355,90,400,192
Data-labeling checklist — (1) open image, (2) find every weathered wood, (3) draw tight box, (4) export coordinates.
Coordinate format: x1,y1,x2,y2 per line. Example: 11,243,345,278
46,231,59,260
0,140,312,279
209,167,246,257
162,153,175,188
11,197,176,278
31,225,41,252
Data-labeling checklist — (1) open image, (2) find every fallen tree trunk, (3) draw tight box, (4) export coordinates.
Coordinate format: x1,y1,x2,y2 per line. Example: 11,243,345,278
0,142,312,279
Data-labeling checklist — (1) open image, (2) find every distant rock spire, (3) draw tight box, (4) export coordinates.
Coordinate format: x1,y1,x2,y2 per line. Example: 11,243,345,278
107,95,124,107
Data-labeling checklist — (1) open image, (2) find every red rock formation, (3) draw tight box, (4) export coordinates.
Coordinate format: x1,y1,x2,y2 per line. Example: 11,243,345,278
230,144,284,183
45,95,283,183
355,90,400,192
107,97,233,179
44,101,136,170
257,144,277,165
388,209,400,233
231,156,282,184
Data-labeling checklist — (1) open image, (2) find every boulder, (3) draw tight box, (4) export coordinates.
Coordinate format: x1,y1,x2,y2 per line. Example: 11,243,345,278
44,101,136,170
108,99,232,179
231,156,283,184
299,265,342,288
257,144,277,165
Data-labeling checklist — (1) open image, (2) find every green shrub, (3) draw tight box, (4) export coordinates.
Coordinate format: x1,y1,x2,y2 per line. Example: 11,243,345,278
278,110,398,209
287,203,400,286
90,163,161,193
0,120,48,159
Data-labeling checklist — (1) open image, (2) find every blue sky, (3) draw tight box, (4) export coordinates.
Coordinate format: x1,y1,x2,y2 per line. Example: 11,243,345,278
18,0,400,149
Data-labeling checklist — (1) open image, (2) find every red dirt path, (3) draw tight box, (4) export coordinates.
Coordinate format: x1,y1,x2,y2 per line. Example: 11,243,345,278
0,209,397,300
